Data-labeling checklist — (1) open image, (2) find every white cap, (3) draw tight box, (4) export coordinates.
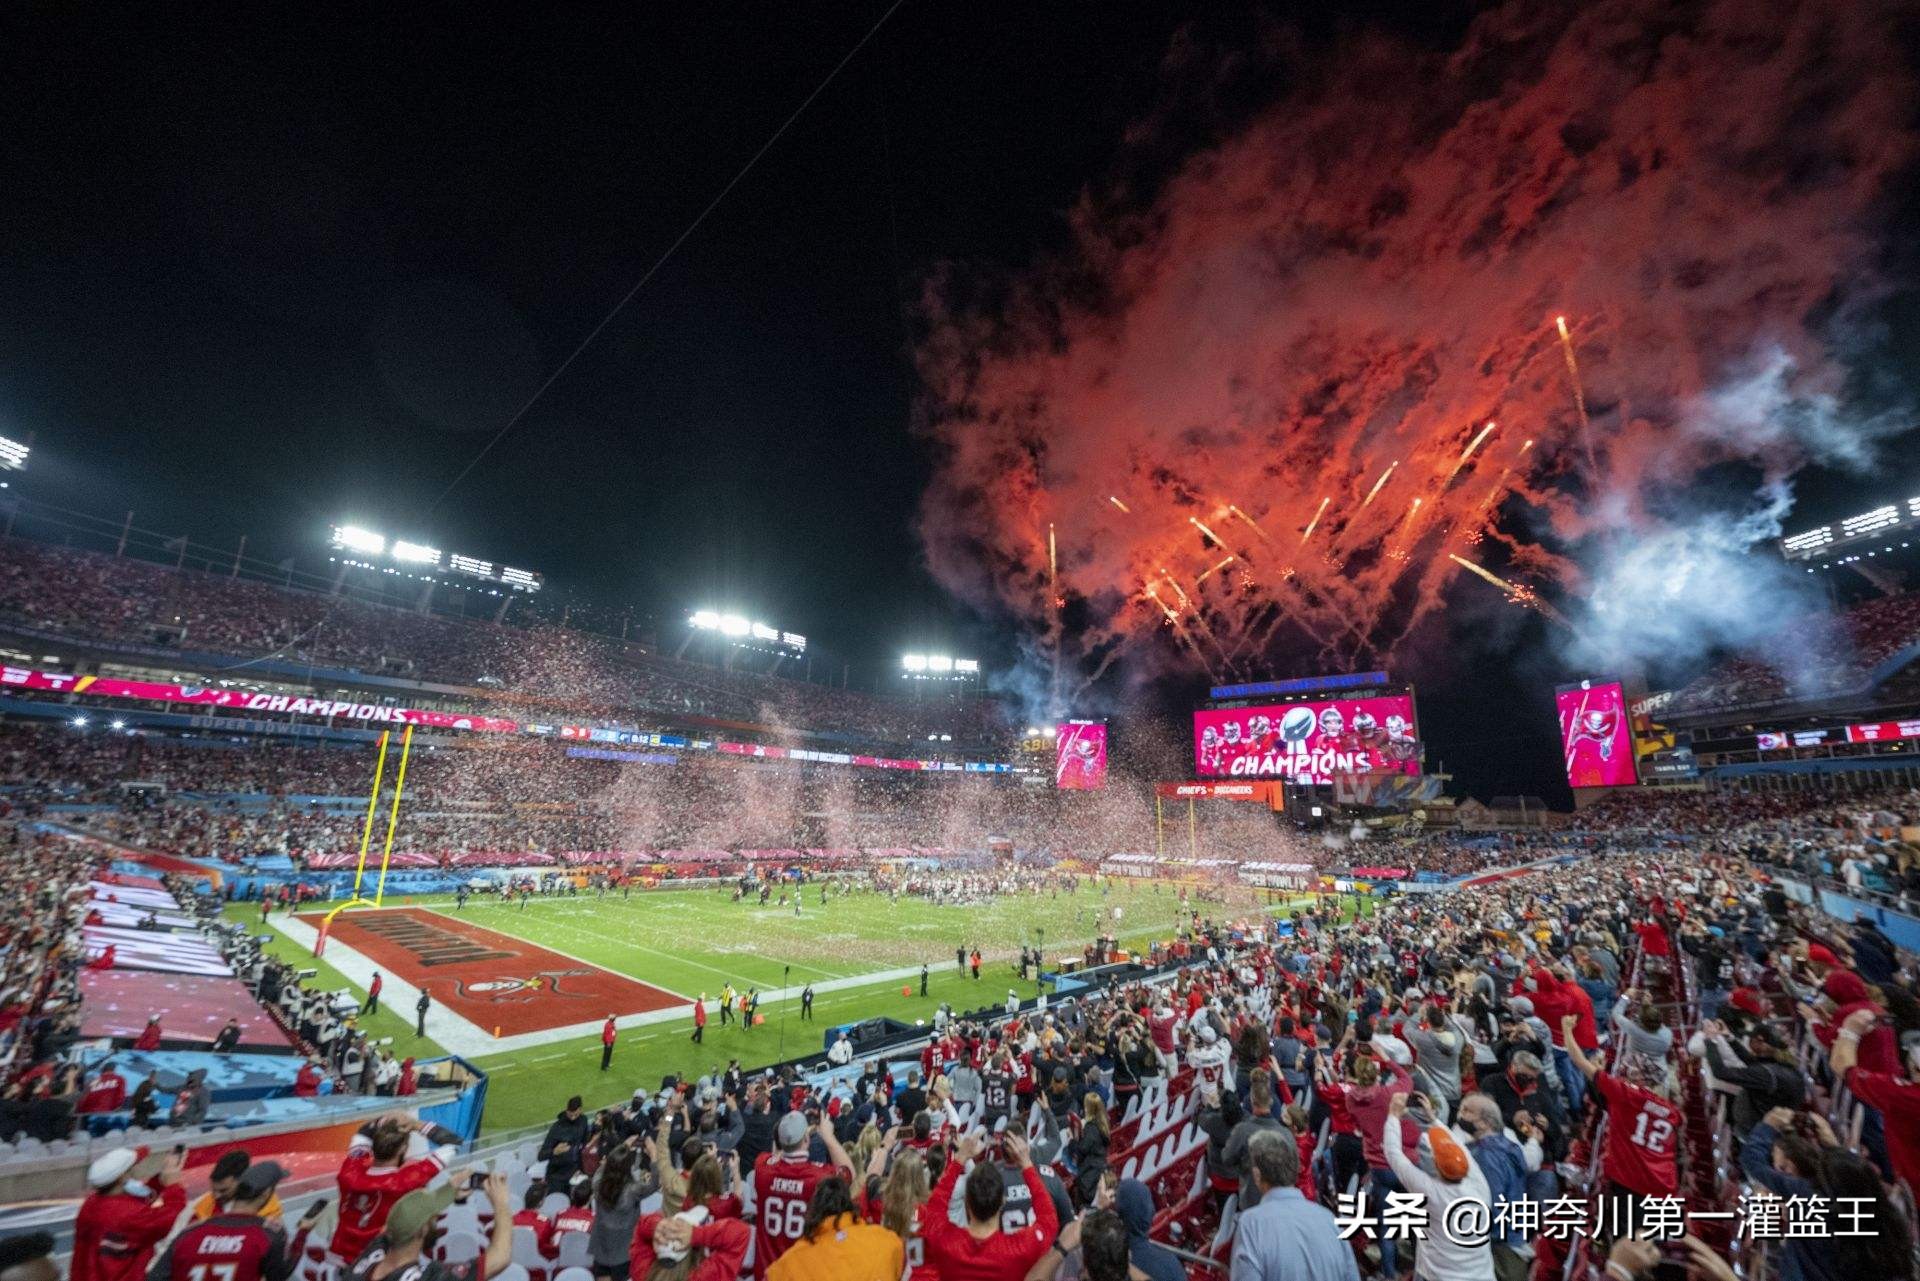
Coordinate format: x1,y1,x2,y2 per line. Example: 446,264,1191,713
88,1146,141,1187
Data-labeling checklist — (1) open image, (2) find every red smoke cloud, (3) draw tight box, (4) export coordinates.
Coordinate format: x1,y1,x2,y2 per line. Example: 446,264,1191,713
917,0,1916,685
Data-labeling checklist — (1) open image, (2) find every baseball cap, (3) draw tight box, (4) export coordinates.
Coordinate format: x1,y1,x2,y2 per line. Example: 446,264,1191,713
775,1110,809,1150
87,1146,142,1188
1425,1126,1469,1182
384,1183,458,1242
236,1161,288,1199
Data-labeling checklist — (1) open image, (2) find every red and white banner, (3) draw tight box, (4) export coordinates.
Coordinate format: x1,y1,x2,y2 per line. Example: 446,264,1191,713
82,925,232,976
0,666,519,733
1155,781,1280,802
1847,719,1920,744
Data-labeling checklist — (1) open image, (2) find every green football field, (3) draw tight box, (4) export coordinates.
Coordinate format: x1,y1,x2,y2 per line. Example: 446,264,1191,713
234,880,1351,1134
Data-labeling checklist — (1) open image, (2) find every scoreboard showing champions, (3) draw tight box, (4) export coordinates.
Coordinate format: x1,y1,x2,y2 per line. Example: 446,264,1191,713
1192,690,1420,784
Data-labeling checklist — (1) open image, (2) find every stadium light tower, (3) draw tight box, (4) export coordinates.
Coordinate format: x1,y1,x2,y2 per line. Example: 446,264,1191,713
331,525,387,556
0,437,28,471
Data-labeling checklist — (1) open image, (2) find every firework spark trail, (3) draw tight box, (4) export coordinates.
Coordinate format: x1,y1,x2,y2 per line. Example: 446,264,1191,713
1145,583,1221,679
1194,554,1237,585
1448,552,1521,594
1158,569,1190,607
1448,553,1576,632
1555,317,1599,479
1299,497,1331,545
917,0,1917,678
1458,420,1497,466
1362,462,1399,508
1228,505,1273,545
1189,516,1226,548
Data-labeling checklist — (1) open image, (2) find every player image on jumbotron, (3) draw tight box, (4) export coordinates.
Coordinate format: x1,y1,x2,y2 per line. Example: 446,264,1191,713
1192,690,1420,784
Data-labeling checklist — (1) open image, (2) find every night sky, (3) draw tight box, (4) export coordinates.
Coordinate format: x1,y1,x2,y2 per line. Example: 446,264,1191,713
2,5,1914,805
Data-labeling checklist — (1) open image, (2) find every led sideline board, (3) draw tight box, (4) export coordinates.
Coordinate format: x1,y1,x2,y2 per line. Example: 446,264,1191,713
1210,671,1390,700
1055,720,1108,790
1192,694,1419,783
1556,679,1637,788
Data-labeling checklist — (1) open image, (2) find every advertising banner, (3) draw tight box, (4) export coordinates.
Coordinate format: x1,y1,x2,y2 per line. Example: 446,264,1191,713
0,666,519,733
1154,781,1279,801
1847,719,1920,744
1192,695,1419,783
1556,679,1637,788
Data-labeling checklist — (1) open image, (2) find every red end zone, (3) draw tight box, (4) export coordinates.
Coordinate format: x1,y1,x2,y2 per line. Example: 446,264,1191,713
301,907,682,1036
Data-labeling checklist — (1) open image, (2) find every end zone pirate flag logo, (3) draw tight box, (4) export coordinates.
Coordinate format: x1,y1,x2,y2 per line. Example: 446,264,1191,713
454,969,598,1002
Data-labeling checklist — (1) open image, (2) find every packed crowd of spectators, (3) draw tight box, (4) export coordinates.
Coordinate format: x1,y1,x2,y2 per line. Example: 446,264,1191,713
0,720,1324,868
0,830,96,1095
16,767,1920,1281
67,834,1908,1281
0,540,1010,750
1660,591,1920,716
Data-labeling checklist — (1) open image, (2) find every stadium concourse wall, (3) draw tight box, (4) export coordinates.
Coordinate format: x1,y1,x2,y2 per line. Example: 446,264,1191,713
1775,875,1920,955
0,1063,488,1209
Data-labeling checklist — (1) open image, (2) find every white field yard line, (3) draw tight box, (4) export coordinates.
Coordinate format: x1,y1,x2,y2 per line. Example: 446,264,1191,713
474,903,1209,1065
285,889,1219,1060
271,906,691,1058
435,895,859,981
448,902,847,984
450,888,1201,984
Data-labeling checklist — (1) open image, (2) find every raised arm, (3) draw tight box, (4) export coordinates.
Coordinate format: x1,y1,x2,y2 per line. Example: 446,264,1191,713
1559,1015,1599,1079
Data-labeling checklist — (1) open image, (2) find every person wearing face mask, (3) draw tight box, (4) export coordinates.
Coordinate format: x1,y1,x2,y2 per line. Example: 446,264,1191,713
1382,1093,1493,1281
1454,1094,1536,1281
1478,1049,1566,1163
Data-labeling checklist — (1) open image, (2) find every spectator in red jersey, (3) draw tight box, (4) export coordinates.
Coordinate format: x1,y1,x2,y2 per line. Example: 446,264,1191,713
293,1057,324,1098
512,1186,555,1253
331,1114,457,1265
1831,1007,1920,1190
628,1207,751,1281
397,1057,418,1096
1561,1015,1681,1202
133,1016,162,1052
148,1160,325,1281
71,1147,186,1281
75,1063,128,1114
862,1145,935,1280
1530,963,1597,1114
549,1181,596,1243
752,1111,854,1281
920,1130,1057,1281
344,1171,513,1281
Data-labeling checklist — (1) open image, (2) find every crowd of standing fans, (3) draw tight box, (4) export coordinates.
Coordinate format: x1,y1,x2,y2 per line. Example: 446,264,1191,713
0,540,1008,750
46,818,1909,1281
